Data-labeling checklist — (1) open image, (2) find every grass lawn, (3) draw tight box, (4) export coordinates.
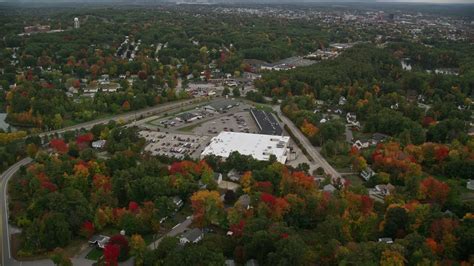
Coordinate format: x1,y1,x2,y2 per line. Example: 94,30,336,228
327,154,352,170
86,247,103,261
432,175,474,201
177,121,205,132
346,174,365,187
13,235,88,261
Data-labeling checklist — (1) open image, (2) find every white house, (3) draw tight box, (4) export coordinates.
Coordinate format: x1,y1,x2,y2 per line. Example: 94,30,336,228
89,235,110,249
172,196,184,210
92,140,107,149
361,167,376,181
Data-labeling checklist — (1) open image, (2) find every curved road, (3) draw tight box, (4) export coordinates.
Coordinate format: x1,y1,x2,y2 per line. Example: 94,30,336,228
1,98,216,265
1,157,33,266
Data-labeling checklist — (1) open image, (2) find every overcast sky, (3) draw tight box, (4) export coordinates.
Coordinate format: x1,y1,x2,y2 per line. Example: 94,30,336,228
1,0,473,3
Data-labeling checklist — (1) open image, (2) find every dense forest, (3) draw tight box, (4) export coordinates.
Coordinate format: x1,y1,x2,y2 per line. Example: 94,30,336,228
7,124,474,265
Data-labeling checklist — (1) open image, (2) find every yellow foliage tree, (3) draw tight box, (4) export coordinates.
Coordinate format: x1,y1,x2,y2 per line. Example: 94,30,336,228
380,249,405,266
240,171,253,194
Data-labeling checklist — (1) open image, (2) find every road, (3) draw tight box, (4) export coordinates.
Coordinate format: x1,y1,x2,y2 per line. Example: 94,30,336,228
148,217,193,249
1,157,33,266
0,158,193,266
273,106,343,180
0,97,209,266
37,97,207,138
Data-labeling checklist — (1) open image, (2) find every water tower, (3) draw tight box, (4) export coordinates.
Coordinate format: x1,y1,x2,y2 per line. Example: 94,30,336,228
74,17,80,29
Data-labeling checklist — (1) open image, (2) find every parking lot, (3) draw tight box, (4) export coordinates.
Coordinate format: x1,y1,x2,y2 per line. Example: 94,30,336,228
139,130,210,159
191,111,259,135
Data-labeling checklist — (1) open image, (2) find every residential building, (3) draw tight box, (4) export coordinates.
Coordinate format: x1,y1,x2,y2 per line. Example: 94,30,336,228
180,228,204,244
172,196,184,210
89,235,110,249
92,140,106,149
361,167,376,181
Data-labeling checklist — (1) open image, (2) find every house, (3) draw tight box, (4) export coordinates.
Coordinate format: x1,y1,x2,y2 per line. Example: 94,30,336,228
374,183,395,196
245,259,259,266
338,96,347,106
214,173,223,185
101,82,121,93
372,133,389,144
227,169,241,182
68,86,79,94
225,260,236,266
176,112,202,123
98,74,110,85
84,86,99,94
204,100,238,113
180,228,204,244
378,238,394,244
172,196,184,210
89,235,110,249
235,194,251,210
346,113,357,124
243,72,261,80
353,140,370,150
361,167,376,181
92,140,107,149
467,180,474,191
323,184,337,193
218,181,240,192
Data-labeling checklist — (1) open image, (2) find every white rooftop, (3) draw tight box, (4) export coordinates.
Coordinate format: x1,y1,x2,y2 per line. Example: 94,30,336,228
201,132,289,164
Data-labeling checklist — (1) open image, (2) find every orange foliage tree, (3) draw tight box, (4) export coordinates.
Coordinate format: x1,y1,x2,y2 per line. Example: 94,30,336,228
300,119,319,138
418,177,450,206
190,190,225,227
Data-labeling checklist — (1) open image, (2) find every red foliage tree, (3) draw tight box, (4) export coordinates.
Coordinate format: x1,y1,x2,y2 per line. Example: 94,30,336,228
422,116,436,127
80,220,95,238
104,244,120,266
261,193,276,205
128,201,140,214
108,234,129,262
41,181,57,192
76,133,94,145
434,145,449,162
260,193,290,220
254,181,273,193
230,220,246,237
50,139,68,154
419,177,450,205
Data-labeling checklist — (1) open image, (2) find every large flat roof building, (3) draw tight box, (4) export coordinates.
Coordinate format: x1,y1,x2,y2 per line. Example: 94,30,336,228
201,132,289,164
250,108,282,136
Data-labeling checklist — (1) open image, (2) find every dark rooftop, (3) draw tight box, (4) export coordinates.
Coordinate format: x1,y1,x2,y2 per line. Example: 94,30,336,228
250,108,282,136
182,228,203,242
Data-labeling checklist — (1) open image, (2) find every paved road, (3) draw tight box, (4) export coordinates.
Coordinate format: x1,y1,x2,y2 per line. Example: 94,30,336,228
1,157,33,266
37,97,206,138
0,97,208,266
345,125,354,143
148,217,193,249
273,106,343,180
